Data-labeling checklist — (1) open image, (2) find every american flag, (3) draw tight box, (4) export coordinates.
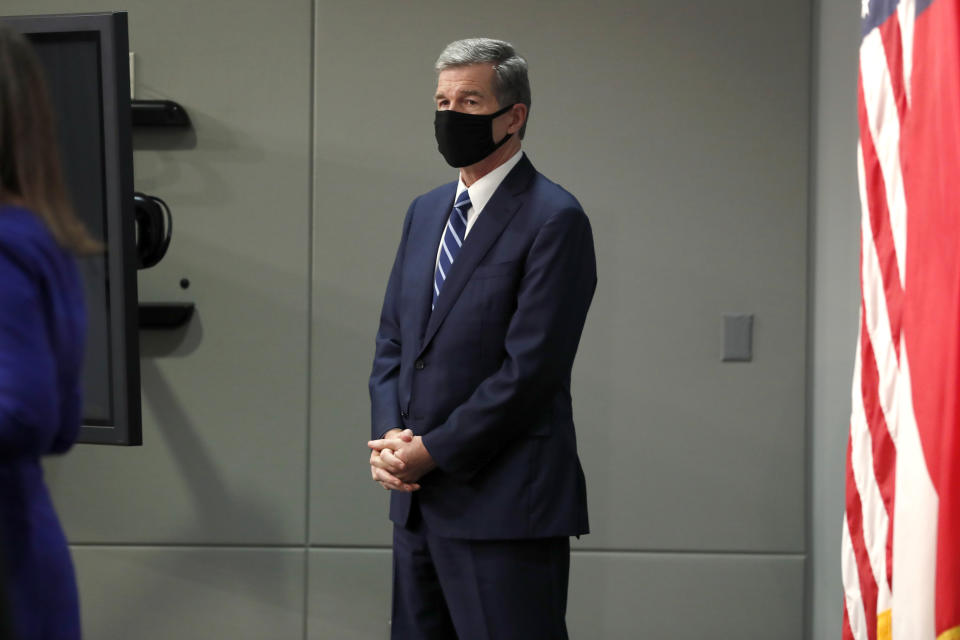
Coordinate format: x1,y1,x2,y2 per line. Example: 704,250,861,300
843,0,960,638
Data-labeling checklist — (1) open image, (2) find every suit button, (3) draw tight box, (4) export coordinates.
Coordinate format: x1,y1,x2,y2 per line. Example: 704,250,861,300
401,410,409,419
414,359,425,370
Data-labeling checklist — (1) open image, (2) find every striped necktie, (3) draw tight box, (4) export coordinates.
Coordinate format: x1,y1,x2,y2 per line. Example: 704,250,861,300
433,190,471,309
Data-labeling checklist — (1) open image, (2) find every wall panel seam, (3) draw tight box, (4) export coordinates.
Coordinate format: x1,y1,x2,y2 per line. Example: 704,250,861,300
68,543,806,558
304,0,318,638
804,1,821,639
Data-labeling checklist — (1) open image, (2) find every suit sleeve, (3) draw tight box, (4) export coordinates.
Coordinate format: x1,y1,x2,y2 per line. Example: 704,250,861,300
422,205,597,480
368,199,417,440
0,246,61,460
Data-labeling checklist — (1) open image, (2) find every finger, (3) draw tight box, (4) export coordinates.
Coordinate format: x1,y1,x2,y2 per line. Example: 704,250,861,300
370,448,393,464
370,453,405,474
374,468,419,492
375,473,401,491
368,437,407,451
372,467,405,491
370,455,387,481
370,450,385,474
399,429,414,442
379,449,406,472
391,480,420,492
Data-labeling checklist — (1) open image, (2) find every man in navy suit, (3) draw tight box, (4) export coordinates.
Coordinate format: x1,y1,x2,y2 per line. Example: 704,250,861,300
367,38,596,640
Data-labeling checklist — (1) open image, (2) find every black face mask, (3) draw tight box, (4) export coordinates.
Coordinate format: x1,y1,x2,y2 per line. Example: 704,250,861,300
434,104,515,168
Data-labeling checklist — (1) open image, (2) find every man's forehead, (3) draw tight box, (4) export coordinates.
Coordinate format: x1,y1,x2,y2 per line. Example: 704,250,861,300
436,64,496,93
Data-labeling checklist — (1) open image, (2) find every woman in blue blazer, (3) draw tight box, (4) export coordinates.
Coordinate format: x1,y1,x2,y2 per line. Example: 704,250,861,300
0,25,99,640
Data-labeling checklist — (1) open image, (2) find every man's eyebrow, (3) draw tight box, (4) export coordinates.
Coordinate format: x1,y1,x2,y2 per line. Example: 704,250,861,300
435,88,485,100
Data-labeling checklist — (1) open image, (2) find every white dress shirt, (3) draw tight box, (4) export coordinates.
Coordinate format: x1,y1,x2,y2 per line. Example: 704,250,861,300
435,150,524,270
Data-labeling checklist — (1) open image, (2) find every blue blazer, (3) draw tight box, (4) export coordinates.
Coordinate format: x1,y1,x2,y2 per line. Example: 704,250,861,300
370,155,596,539
0,206,84,639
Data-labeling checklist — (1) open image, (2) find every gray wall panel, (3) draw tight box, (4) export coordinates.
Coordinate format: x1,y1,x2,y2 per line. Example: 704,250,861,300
308,549,392,640
71,546,304,640
559,0,811,553
569,552,805,639
3,0,314,544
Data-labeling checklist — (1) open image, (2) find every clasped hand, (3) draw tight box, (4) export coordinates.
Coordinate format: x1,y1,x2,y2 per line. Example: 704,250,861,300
368,428,436,492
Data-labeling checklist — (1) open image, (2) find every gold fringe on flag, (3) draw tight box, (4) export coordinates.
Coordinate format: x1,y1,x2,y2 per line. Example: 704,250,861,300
938,626,960,640
878,609,891,640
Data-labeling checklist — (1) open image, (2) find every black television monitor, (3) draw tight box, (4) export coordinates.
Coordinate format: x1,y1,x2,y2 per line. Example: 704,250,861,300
2,12,141,445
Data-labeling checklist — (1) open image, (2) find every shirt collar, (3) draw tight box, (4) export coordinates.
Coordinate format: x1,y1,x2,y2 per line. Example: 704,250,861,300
454,150,524,214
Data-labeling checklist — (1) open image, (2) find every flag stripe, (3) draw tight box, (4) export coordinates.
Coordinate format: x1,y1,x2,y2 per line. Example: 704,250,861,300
858,311,898,590
856,146,901,449
846,441,880,640
856,80,904,359
896,0,916,104
849,28,902,631
855,140,900,611
843,599,856,640
872,21,910,288
860,30,909,296
890,349,937,639
849,332,893,608
878,14,908,122
843,512,871,640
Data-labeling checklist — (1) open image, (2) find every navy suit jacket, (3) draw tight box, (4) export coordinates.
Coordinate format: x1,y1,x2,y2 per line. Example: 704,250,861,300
369,154,596,539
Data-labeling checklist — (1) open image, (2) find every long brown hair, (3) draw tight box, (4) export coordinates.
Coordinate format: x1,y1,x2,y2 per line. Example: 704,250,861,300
0,24,100,254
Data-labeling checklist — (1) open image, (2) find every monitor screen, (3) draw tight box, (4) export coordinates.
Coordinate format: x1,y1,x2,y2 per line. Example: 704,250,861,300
3,12,141,445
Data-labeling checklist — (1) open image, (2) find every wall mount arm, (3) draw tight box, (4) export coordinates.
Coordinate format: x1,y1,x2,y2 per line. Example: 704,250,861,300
131,99,190,127
138,302,194,329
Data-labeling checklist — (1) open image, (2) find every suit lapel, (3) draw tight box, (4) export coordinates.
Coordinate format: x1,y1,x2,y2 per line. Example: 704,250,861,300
419,155,536,355
410,184,456,344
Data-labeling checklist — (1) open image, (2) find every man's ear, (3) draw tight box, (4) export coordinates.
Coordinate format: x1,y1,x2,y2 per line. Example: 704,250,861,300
508,103,528,135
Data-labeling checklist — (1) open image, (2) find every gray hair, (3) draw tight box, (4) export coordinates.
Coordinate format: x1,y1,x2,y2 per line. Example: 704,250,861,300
435,38,531,139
